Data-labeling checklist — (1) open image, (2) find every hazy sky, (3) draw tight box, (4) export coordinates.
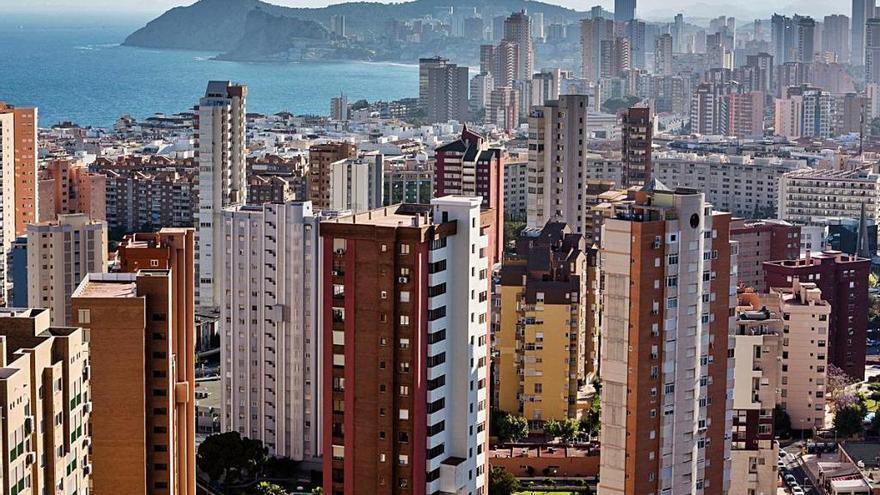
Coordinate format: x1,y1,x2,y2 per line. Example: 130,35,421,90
7,0,849,20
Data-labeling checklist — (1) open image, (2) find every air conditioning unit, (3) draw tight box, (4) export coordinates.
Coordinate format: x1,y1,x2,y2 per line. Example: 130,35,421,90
23,416,33,434
84,402,93,414
398,276,410,284
334,249,345,255
25,452,35,465
83,365,91,380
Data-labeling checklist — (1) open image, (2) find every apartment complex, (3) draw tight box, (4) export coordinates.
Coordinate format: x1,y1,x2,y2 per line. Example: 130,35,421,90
527,95,589,232
329,154,384,214
308,142,358,211
320,197,491,495
72,227,196,495
731,294,782,495
0,103,38,304
0,307,91,495
503,160,528,220
771,281,831,430
584,151,807,218
219,202,322,461
778,167,880,227
196,81,247,308
38,158,106,223
26,213,108,326
598,183,734,495
764,251,870,380
496,222,597,422
418,58,470,124
731,219,801,290
502,11,533,82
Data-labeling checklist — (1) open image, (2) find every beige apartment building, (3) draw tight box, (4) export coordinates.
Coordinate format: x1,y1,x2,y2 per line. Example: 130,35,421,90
0,307,90,495
26,213,108,326
772,280,831,431
72,228,195,495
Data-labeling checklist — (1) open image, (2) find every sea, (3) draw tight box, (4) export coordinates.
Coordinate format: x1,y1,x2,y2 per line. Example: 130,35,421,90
0,15,419,128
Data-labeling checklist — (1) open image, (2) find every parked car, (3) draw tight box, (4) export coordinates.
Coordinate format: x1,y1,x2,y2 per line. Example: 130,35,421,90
784,474,797,487
791,486,805,495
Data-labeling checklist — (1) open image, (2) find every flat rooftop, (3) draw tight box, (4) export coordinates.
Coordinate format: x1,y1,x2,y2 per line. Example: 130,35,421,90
72,273,138,299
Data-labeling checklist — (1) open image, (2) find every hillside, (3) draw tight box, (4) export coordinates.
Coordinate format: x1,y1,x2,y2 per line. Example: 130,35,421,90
124,0,586,52
215,8,329,61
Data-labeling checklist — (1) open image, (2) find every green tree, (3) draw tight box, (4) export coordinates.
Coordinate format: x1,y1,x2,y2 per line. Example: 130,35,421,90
543,419,562,440
601,95,640,114
774,405,792,439
558,418,579,444
834,403,867,438
495,412,529,444
579,394,601,439
488,466,520,495
256,482,288,495
197,431,268,484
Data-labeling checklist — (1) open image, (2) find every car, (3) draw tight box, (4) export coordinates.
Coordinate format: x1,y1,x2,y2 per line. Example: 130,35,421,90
778,460,786,469
784,474,797,486
791,486,805,495
779,449,787,458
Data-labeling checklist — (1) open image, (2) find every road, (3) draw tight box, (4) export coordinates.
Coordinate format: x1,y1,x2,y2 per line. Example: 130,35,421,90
778,443,817,494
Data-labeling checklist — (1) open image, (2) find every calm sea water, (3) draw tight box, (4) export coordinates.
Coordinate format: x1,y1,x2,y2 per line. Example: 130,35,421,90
0,16,419,128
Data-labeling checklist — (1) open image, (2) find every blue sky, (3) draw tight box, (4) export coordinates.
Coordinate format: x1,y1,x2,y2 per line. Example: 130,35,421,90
6,0,849,21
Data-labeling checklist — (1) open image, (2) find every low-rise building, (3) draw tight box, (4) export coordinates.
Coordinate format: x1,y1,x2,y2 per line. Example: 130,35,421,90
778,167,880,228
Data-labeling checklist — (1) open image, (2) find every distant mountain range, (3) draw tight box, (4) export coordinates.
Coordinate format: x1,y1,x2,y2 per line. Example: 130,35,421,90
123,0,586,55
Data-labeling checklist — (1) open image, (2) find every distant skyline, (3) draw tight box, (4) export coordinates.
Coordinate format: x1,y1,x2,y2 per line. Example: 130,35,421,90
7,0,849,21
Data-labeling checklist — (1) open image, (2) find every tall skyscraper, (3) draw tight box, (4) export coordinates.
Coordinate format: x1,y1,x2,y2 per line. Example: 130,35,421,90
796,16,817,63
581,17,615,81
0,103,38,304
727,91,766,139
867,18,880,83
527,94,589,232
419,57,449,110
196,81,247,308
503,11,533,81
772,13,796,63
627,20,647,69
486,86,520,131
0,308,92,495
493,40,520,88
672,13,685,52
745,52,774,94
598,185,734,495
621,106,654,187
614,0,636,23
496,222,598,421
654,33,673,75
600,37,631,78
329,154,384,214
853,0,876,65
220,202,322,460
320,197,492,495
423,61,470,124
72,227,196,495
308,142,358,210
27,213,108,326
823,14,851,63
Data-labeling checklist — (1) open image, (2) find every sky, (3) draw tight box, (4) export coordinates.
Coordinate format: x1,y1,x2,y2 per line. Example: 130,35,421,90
4,0,849,21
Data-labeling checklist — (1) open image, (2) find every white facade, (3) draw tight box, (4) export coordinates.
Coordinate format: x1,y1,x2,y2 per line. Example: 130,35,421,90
329,154,383,213
219,201,322,460
426,196,488,495
778,168,880,226
0,113,14,303
197,81,247,308
26,213,108,326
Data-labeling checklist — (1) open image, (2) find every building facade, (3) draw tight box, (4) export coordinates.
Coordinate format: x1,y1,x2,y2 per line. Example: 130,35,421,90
731,219,801,290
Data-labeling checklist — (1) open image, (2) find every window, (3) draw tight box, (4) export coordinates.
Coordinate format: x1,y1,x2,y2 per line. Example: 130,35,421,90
399,244,410,255
77,309,90,324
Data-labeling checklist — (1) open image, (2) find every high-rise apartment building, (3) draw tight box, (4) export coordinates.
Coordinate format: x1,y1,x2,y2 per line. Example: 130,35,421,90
486,86,520,131
38,158,107,223
308,142,358,211
0,103,38,305
0,307,91,495
796,17,817,63
772,13,796,63
503,11,533,82
769,281,831,431
621,106,653,188
731,219,801,290
527,94,589,232
496,222,598,422
27,213,107,326
419,57,450,110
654,33,673,75
600,37,631,78
598,184,734,495
731,294,782,495
72,227,195,495
823,15,851,63
196,81,247,308
727,91,765,139
853,0,876,65
330,95,349,121
434,127,504,212
491,41,519,88
614,0,636,23
320,197,491,495
627,20,647,70
581,17,615,82
220,202,322,460
764,251,870,380
423,62,470,124
329,154,384,214
867,18,880,83
778,167,880,226
745,53,774,94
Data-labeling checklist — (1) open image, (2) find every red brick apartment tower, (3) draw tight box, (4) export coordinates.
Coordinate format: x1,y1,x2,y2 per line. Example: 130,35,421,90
321,197,491,495
764,251,870,380
620,107,653,188
598,183,734,495
0,102,39,234
309,142,358,210
731,219,801,290
433,126,504,263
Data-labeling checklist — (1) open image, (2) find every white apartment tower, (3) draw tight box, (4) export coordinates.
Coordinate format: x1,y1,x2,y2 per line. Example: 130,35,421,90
527,94,590,232
197,81,247,308
219,201,322,460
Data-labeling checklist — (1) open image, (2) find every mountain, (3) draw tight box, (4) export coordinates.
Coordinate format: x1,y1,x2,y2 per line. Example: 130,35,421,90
215,8,329,61
124,0,586,52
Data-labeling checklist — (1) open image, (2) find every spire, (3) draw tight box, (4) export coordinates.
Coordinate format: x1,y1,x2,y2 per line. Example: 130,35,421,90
857,201,871,258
